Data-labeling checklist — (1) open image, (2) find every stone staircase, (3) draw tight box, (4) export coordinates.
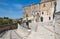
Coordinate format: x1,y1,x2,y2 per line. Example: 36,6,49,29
16,23,31,39
28,22,55,39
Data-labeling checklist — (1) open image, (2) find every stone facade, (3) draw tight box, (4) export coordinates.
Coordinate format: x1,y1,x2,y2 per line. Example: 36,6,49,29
41,0,56,2
23,0,56,23
54,12,60,39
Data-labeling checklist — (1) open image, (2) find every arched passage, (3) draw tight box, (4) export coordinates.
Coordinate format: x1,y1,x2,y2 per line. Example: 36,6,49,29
41,17,43,22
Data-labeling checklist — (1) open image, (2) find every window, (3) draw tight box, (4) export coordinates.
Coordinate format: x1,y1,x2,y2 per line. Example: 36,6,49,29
41,17,43,22
54,2,56,6
26,14,28,17
37,13,39,15
34,6,37,11
43,4,45,7
42,12,44,15
49,17,51,20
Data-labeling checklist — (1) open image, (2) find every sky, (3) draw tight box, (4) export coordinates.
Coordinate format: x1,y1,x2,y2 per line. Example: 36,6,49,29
56,0,60,12
0,0,41,19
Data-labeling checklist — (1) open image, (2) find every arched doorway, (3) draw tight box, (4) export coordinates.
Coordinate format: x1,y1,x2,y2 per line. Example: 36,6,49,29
41,17,43,22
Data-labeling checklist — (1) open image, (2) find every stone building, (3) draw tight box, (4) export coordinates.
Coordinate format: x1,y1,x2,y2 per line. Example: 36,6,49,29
41,0,56,2
23,0,56,23
20,0,59,39
55,12,60,39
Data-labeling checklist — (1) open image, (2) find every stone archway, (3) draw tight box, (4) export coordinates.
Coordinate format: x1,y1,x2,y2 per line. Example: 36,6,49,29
41,17,43,22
